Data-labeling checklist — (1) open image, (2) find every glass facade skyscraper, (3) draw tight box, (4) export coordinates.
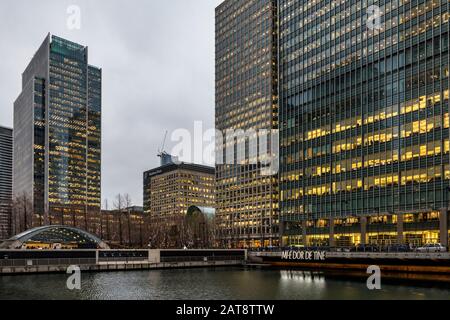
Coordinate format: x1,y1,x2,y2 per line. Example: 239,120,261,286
215,0,279,248
279,0,450,248
0,126,13,239
13,34,102,232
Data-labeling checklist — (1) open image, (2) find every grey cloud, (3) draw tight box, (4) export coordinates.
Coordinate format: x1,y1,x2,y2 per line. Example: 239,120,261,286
0,0,222,206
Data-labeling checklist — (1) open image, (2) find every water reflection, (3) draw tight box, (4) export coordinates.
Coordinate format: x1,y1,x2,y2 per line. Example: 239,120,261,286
0,268,449,300
280,270,325,284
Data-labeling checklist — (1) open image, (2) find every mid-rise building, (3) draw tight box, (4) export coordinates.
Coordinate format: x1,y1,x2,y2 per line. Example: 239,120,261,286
0,126,13,239
279,0,450,248
215,0,279,248
143,159,215,225
13,34,102,232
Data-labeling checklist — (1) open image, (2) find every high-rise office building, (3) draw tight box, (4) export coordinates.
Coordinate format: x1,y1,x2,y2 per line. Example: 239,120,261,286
279,0,449,248
215,0,279,248
13,34,102,232
0,126,13,239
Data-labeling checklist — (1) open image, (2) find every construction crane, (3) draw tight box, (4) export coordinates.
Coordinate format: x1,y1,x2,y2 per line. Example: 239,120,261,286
158,130,174,166
158,130,168,155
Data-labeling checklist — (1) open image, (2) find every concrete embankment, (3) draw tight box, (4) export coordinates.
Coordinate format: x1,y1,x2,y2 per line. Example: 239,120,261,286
0,260,244,275
249,251,450,275
0,249,246,275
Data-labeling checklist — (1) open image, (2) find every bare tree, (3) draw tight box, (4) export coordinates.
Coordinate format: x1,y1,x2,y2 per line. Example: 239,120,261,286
100,199,109,239
184,212,216,249
114,194,125,245
12,192,33,234
209,215,219,248
123,194,133,247
147,217,175,249
70,206,76,228
103,199,110,241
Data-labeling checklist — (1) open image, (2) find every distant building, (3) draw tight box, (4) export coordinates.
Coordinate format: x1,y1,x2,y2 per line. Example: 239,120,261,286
0,126,13,239
13,34,101,233
125,206,144,213
143,160,215,226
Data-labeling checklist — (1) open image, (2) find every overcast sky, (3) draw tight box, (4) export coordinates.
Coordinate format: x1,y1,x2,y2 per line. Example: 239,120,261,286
0,0,221,207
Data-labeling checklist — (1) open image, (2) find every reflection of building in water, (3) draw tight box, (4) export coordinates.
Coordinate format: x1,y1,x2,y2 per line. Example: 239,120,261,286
280,270,325,284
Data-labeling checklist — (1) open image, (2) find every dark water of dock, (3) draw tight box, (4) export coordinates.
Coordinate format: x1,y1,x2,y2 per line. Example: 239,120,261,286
1,267,449,300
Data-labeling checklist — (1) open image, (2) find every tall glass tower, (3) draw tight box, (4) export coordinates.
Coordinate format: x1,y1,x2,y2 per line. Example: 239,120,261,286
13,34,102,232
279,0,449,248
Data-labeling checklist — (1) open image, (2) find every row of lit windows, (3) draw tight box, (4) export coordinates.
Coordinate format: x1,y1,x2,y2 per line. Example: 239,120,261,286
284,12,449,87
281,60,448,125
283,0,436,63
282,164,450,199
285,5,396,61
282,89,449,147
284,0,442,62
297,118,449,162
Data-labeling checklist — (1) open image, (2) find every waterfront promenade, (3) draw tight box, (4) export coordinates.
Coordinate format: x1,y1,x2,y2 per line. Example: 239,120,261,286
0,249,247,275
249,250,450,276
2,245,450,280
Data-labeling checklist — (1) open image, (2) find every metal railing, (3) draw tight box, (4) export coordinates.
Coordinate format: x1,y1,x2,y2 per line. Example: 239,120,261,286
98,256,149,263
160,255,245,263
248,245,449,253
0,258,96,268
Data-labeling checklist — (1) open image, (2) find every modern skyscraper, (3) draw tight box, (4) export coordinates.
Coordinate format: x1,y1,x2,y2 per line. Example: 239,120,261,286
13,34,102,232
0,126,13,239
279,0,450,248
215,0,279,248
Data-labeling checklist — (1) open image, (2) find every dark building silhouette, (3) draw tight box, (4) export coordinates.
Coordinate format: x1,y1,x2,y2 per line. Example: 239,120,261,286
0,126,13,239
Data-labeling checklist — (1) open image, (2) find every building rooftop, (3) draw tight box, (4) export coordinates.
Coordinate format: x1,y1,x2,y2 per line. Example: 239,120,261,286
0,126,13,134
144,161,215,179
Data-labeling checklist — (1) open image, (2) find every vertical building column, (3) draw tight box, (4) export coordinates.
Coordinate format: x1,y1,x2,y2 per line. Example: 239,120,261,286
302,220,307,247
279,220,285,247
329,218,335,247
440,209,448,247
360,217,367,245
397,214,404,244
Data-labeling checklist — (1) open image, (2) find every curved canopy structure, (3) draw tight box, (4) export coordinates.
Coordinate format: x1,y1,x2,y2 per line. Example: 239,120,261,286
187,206,216,219
0,226,109,250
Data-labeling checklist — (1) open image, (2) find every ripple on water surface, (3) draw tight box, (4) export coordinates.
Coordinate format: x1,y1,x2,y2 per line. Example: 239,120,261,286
0,268,449,300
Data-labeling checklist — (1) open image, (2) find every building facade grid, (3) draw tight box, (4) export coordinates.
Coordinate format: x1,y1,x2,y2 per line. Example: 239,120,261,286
215,0,280,249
